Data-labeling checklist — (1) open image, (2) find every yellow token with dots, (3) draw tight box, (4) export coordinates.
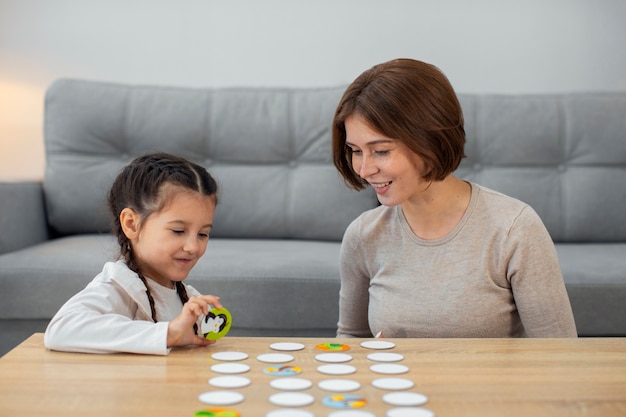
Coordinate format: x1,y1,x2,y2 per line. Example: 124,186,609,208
316,343,350,351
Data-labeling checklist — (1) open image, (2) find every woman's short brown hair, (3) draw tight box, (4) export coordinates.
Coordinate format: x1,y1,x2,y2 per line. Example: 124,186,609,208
332,58,466,190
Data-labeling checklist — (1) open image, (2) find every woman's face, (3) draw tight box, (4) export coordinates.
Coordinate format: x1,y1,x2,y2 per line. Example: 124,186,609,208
344,115,430,207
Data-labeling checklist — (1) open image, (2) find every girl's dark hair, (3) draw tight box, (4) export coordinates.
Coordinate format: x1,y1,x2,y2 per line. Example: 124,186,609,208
108,152,219,327
332,58,466,190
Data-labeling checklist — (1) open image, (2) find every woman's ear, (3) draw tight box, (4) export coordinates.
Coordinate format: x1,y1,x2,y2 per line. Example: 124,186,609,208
120,208,140,239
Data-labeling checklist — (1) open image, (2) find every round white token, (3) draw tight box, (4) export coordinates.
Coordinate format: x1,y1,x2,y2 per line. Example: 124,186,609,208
382,392,429,406
208,375,251,389
270,377,313,391
315,353,353,363
257,353,295,363
266,410,315,417
211,351,249,361
317,364,357,375
361,340,396,350
372,377,415,390
211,363,251,374
268,392,315,407
367,352,405,362
198,390,244,405
318,379,361,392
328,411,376,417
270,342,305,351
370,363,409,375
386,407,435,417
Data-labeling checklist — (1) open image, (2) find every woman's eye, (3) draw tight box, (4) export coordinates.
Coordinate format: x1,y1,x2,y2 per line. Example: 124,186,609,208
374,150,390,156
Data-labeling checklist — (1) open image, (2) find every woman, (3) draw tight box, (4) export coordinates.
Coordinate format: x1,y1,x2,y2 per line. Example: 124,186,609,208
332,58,577,338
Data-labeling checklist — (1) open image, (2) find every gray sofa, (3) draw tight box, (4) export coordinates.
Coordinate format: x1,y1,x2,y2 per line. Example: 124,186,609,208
1,79,625,356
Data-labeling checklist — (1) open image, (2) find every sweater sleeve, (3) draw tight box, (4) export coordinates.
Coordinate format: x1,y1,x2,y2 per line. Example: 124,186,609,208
44,279,171,355
336,217,374,338
506,206,578,337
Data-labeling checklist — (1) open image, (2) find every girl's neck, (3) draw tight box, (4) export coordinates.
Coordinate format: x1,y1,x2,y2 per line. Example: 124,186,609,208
400,176,471,240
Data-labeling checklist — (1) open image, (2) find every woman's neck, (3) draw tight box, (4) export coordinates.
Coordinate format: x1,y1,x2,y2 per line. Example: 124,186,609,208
400,176,471,240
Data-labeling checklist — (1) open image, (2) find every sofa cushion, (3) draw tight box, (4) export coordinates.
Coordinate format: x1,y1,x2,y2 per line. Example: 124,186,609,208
43,79,377,240
456,93,626,243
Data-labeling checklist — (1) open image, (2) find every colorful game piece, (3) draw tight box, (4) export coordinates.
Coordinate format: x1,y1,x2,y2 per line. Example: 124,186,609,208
386,408,435,417
268,392,315,407
211,363,251,374
366,352,404,362
315,353,353,363
194,409,241,417
318,379,361,392
360,340,396,350
382,392,428,406
208,376,251,389
262,365,302,376
269,342,305,351
198,391,244,406
269,377,313,391
317,364,357,375
265,410,314,417
211,351,249,361
322,394,367,409
256,353,294,363
202,307,232,340
371,377,415,390
316,343,350,351
369,363,409,375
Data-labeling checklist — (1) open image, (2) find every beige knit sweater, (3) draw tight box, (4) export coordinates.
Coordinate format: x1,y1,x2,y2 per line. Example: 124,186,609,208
337,183,577,338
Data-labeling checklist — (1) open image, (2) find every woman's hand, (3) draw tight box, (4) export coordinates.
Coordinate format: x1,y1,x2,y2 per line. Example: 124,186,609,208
167,295,222,347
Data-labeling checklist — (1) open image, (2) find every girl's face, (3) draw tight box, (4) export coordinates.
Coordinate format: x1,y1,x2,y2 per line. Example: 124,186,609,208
125,189,216,288
345,115,430,207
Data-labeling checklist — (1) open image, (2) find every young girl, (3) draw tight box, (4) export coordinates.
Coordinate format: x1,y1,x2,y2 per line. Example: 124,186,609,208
44,152,223,354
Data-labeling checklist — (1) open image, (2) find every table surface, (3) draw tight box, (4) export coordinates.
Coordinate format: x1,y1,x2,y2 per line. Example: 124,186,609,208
0,334,625,417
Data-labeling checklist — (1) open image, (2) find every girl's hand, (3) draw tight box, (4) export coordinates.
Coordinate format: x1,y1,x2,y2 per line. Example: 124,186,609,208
167,295,222,348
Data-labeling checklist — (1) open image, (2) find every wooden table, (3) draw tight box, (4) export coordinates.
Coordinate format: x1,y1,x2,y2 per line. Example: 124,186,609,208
0,334,625,417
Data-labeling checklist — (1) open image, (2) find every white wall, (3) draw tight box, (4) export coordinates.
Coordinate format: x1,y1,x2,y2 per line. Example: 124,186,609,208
1,0,625,180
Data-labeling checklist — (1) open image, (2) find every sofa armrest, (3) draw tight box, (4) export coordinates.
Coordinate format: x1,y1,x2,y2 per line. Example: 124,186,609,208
0,181,49,254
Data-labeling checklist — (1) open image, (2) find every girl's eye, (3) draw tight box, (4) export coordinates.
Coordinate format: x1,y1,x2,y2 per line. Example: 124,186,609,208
172,230,185,235
199,233,209,239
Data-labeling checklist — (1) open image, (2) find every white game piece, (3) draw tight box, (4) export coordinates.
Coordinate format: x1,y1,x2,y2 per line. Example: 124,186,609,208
369,363,409,375
257,353,295,363
269,342,305,351
270,377,313,391
382,392,429,406
315,353,353,363
211,363,251,374
318,379,361,392
328,411,377,417
386,407,435,417
208,375,251,389
372,377,415,390
317,364,357,375
268,392,315,407
266,410,315,417
361,340,396,350
367,352,404,362
198,390,244,405
211,351,249,361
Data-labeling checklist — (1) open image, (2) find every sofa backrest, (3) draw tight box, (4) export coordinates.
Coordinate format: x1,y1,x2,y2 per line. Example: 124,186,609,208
44,79,626,243
43,79,377,240
455,93,626,243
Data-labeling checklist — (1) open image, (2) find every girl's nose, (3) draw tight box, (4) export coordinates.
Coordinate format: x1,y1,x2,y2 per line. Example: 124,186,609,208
183,237,199,254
